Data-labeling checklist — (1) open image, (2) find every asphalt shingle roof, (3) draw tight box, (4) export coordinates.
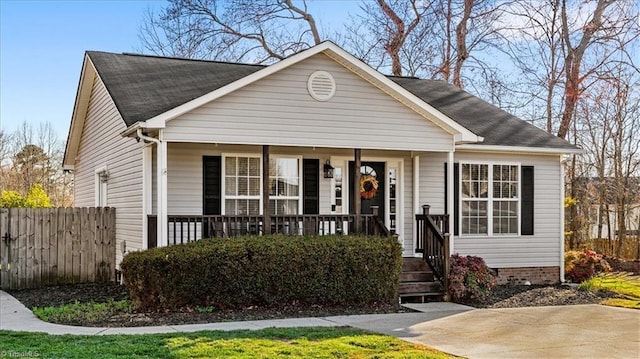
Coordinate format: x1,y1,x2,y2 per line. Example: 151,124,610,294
87,51,577,150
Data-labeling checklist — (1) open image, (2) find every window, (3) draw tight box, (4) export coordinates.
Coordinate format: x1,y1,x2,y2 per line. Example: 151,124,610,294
224,156,260,215
389,167,398,233
460,163,519,235
492,165,519,234
269,158,300,215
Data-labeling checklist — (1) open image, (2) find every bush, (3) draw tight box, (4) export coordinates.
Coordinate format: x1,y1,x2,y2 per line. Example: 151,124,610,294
448,254,497,302
121,235,402,311
24,184,53,208
0,190,25,208
565,249,612,283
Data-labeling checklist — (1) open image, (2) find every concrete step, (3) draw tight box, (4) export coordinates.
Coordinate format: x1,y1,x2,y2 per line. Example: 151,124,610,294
402,257,429,272
398,281,443,295
400,271,434,282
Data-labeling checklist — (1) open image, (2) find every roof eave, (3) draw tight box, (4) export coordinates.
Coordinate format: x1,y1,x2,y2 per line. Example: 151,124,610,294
456,144,584,155
63,54,97,169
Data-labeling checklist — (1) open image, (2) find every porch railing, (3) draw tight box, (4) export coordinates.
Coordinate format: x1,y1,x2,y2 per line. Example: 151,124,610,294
147,212,389,247
415,205,450,291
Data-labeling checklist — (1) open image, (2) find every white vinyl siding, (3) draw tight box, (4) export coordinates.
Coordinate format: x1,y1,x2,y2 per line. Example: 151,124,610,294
73,76,144,264
453,152,562,268
163,53,453,152
418,153,447,214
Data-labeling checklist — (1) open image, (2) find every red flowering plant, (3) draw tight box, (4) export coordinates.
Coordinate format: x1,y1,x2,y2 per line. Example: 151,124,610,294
564,249,611,283
448,254,497,302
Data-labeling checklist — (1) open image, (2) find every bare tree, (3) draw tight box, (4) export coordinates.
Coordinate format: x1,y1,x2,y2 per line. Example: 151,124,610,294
374,0,427,76
139,0,323,62
1,121,72,207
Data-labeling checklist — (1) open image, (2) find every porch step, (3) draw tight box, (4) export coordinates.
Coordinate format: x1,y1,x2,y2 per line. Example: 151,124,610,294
399,281,443,295
400,271,434,282
402,257,429,272
400,257,443,302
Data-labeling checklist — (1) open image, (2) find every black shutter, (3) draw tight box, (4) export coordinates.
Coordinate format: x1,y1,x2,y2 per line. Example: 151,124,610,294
303,159,320,214
203,156,221,215
453,163,459,236
521,166,534,235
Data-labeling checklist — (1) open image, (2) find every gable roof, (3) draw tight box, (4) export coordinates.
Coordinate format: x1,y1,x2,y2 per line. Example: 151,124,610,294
65,42,578,168
390,77,578,150
88,51,265,127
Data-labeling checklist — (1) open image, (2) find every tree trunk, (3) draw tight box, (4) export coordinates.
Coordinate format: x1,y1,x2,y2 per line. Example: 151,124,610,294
452,0,473,88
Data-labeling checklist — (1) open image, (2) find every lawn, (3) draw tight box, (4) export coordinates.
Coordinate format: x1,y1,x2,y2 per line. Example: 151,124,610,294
579,272,640,309
0,327,457,359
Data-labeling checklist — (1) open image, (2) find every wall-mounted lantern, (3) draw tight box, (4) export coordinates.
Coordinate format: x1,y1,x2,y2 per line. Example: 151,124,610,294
323,160,334,178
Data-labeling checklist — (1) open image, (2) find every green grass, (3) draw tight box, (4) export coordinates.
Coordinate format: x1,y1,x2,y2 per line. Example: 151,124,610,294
579,272,640,309
0,327,457,359
32,300,131,323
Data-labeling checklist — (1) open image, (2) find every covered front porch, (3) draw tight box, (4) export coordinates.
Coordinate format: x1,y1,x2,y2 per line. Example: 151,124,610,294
141,140,453,299
142,142,454,254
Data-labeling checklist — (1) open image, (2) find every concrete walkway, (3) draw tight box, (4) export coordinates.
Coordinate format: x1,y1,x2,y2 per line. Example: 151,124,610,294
2,290,639,358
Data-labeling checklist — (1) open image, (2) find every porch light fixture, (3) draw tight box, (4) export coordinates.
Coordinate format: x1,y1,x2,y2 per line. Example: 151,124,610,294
98,170,110,183
324,160,334,178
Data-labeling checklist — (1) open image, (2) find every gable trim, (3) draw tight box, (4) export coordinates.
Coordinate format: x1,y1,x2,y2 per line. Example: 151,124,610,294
63,54,98,170
143,42,482,143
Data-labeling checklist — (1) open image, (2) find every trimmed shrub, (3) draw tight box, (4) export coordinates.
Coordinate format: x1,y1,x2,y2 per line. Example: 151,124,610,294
565,249,611,283
448,254,497,302
121,235,402,311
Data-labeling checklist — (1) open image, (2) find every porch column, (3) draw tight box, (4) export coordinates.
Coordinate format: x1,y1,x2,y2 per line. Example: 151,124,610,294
413,155,420,257
142,145,153,249
413,155,420,214
447,150,455,254
559,156,566,282
157,132,168,247
262,145,271,233
353,148,362,233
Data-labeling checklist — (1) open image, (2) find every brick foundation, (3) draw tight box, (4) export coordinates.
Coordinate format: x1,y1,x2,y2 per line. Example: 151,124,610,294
494,266,560,285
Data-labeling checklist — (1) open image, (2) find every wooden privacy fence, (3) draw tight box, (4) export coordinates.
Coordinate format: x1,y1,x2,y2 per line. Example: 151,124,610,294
0,207,116,290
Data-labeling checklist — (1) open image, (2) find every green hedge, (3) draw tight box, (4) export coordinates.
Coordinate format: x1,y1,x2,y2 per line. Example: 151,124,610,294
121,235,402,310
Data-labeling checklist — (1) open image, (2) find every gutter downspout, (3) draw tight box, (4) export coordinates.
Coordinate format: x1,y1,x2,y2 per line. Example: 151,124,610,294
136,129,166,247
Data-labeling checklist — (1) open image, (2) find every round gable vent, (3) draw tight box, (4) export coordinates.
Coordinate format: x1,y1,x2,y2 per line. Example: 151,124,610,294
307,71,336,101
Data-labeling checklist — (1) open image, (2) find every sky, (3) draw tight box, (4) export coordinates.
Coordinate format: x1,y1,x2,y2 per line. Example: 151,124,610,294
0,0,358,140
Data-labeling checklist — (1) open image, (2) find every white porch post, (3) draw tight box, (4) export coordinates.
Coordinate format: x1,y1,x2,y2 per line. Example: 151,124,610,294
413,155,420,214
560,156,566,282
447,150,455,255
142,145,153,249
157,131,168,247
413,155,420,257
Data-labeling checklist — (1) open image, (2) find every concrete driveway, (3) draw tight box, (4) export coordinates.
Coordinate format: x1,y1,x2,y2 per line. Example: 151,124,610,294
348,304,640,359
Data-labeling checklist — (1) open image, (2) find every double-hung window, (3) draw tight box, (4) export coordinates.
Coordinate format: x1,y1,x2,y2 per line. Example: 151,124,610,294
269,158,300,215
224,156,261,215
460,163,519,236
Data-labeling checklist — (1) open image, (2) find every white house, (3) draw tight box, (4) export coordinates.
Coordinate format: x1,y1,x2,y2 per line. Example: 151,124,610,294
63,42,580,289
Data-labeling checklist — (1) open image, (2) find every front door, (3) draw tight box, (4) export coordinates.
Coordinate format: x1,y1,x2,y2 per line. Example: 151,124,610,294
349,161,385,220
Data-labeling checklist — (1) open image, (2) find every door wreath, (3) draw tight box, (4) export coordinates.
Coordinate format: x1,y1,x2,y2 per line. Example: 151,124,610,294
360,175,379,200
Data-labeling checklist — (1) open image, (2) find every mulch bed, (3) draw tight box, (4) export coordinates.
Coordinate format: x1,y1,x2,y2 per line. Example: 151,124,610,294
462,284,617,308
8,283,411,327
8,282,618,327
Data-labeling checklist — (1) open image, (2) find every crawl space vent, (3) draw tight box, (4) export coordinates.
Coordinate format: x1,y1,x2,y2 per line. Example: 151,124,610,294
307,71,336,101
